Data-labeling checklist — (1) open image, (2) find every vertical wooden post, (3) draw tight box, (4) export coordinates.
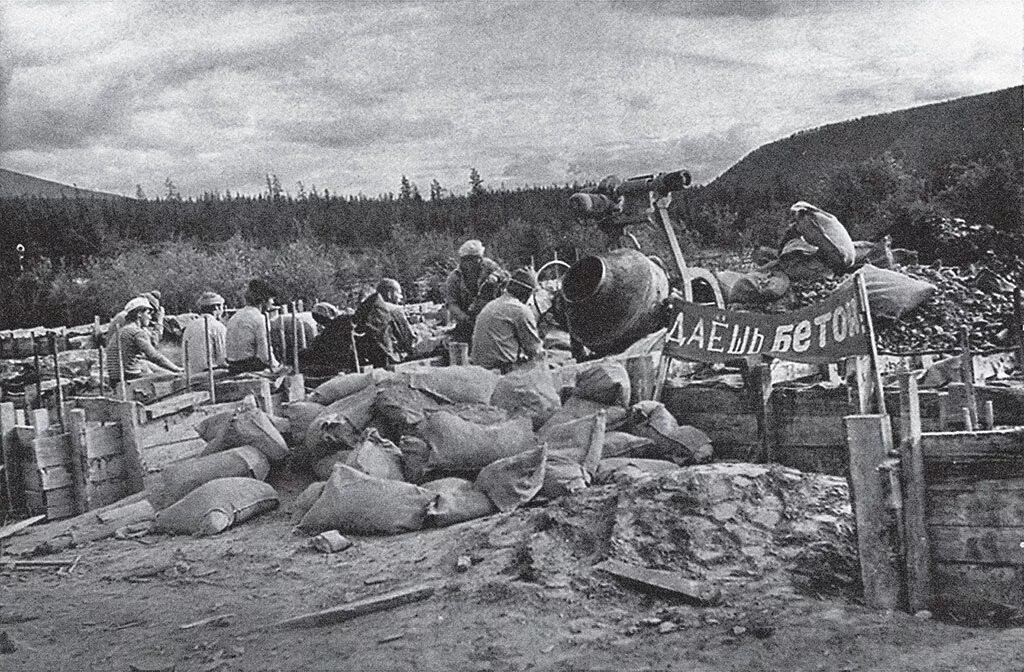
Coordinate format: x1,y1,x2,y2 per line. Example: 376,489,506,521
114,324,127,402
898,372,930,613
291,302,300,373
66,407,89,514
845,413,902,610
747,363,773,464
855,274,886,416
288,374,306,402
183,340,191,392
623,354,656,405
982,400,995,430
95,316,105,397
936,391,950,430
853,356,873,414
960,407,974,432
113,400,145,495
277,308,287,366
264,312,274,369
255,378,273,415
49,333,65,429
1,402,24,517
958,326,977,427
32,333,43,410
297,300,307,350
204,315,216,404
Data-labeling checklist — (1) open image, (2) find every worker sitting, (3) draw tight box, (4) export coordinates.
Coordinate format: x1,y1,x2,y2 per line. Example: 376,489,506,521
106,289,165,345
105,297,182,382
181,291,227,373
353,279,415,370
443,239,508,345
225,279,280,374
471,267,544,373
299,302,357,377
269,304,318,368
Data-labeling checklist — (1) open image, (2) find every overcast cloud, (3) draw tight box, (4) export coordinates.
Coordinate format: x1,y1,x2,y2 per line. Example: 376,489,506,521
0,0,1020,197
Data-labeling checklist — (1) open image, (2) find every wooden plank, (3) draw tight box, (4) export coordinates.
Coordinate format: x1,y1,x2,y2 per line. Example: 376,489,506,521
923,428,1024,479
927,480,1024,527
1,401,25,516
772,415,846,447
846,413,902,610
67,396,123,423
684,413,758,445
931,562,1022,609
975,385,1024,427
29,434,71,468
86,479,131,508
87,455,126,484
67,407,88,514
898,372,930,613
143,391,210,421
113,400,146,495
22,464,75,491
593,559,722,605
24,486,76,513
769,385,852,417
30,408,50,435
275,585,436,629
215,379,272,413
747,363,773,463
84,424,123,458
0,514,45,541
928,525,1024,565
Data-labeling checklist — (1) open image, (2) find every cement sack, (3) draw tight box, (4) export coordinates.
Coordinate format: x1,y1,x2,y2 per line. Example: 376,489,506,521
283,401,326,446
309,370,375,405
345,428,405,481
853,236,895,269
777,237,834,282
314,450,353,481
153,445,270,510
422,477,497,526
475,445,547,512
629,400,713,465
855,264,937,320
729,271,791,306
446,402,510,426
595,457,679,484
201,403,290,462
196,396,289,443
155,477,278,536
419,412,536,474
409,365,499,404
574,360,631,407
602,431,657,459
714,270,745,305
297,384,379,468
297,464,435,535
372,381,441,440
539,412,606,498
291,481,326,524
790,201,855,272
540,396,627,433
490,359,560,430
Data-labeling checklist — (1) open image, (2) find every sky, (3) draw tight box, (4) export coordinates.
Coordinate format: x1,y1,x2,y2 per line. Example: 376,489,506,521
0,0,1021,198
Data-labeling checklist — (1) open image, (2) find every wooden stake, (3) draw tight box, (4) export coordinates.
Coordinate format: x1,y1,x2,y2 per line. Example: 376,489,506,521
264,312,274,369
959,326,978,427
1015,287,1024,376
94,316,105,396
277,307,287,365
290,302,300,373
204,316,216,404
982,400,995,430
32,333,43,410
855,274,886,416
747,363,773,464
961,406,974,432
898,372,930,613
1,401,25,517
183,340,191,393
297,300,307,349
49,332,64,430
67,407,88,514
114,324,127,402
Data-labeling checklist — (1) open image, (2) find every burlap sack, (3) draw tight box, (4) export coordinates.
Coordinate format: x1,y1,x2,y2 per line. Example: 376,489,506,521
314,450,353,481
475,445,547,512
201,403,289,462
309,371,374,404
153,445,270,510
296,384,379,468
419,412,535,474
574,361,631,407
539,412,606,498
602,431,656,459
345,428,405,481
856,265,937,319
629,401,713,465
422,477,498,526
540,396,627,433
409,365,499,404
155,477,278,536
196,396,289,443
297,464,436,536
490,360,560,429
291,481,326,524
594,457,680,484
283,401,326,446
791,201,855,272
372,381,441,440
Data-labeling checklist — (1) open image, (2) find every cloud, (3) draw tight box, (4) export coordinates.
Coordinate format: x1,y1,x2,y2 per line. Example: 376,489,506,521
610,0,786,20
265,113,455,150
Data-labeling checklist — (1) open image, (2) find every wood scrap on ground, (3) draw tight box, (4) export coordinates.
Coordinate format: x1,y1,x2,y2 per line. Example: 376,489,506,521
594,559,722,606
274,584,436,629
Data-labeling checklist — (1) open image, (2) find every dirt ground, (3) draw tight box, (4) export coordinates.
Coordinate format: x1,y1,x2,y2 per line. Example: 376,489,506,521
2,467,1023,672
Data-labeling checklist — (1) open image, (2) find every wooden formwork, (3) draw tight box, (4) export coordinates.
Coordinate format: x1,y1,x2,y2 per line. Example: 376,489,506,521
1,398,145,521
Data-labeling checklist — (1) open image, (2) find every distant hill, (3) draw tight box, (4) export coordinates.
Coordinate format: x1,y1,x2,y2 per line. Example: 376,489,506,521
705,86,1023,200
0,168,126,199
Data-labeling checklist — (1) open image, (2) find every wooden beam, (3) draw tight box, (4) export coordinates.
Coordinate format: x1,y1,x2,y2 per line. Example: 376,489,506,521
113,400,146,494
1,401,24,517
747,363,773,464
66,408,88,514
922,428,1024,479
274,584,436,629
845,413,902,610
898,372,930,613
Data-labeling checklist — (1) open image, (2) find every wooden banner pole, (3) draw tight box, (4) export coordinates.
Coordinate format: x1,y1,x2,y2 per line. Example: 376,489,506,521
855,273,887,416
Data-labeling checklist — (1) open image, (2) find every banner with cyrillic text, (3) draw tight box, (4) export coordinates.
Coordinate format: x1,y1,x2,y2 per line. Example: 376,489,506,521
663,280,871,364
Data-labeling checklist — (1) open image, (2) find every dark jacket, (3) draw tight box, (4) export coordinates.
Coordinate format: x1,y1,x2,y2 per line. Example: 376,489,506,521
352,293,415,369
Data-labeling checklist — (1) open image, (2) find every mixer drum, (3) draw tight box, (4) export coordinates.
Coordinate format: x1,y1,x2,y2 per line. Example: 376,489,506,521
561,248,669,355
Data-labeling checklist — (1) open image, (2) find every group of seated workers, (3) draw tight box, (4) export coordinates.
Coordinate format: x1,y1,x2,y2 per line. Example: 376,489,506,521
105,238,549,383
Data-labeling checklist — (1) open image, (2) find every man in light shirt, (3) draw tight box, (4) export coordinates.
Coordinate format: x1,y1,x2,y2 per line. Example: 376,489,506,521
181,291,227,372
225,279,280,374
471,267,544,373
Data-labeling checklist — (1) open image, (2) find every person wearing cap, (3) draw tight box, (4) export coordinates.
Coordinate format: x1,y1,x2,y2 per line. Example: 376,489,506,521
353,279,416,370
105,289,165,345
181,291,227,373
225,279,280,374
300,302,358,376
105,297,182,382
443,239,509,344
470,267,543,373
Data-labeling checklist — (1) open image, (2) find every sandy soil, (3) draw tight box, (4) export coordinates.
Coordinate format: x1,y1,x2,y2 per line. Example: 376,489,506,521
2,469,1022,672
